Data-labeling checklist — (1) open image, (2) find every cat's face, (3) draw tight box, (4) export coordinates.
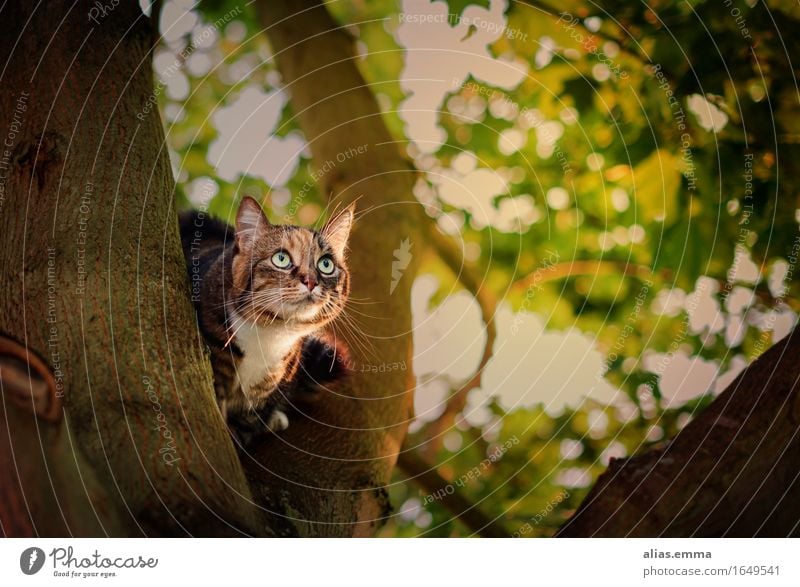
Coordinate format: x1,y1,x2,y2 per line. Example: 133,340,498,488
231,197,353,327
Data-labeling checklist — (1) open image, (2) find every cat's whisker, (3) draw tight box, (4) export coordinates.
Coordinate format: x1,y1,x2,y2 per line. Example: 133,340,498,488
344,295,379,302
343,303,387,320
344,309,387,321
327,322,341,372
210,290,285,313
334,311,378,360
342,330,376,362
341,310,381,347
224,314,255,348
223,298,286,344
341,299,383,307
315,195,366,231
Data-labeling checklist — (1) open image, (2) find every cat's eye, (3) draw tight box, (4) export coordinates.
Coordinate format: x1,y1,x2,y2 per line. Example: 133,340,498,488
271,251,292,269
317,255,335,275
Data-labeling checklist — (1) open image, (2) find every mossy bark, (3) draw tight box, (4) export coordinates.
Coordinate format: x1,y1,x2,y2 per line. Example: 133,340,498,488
0,1,258,536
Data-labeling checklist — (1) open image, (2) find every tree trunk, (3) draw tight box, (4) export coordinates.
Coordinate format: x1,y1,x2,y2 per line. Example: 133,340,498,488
0,1,258,536
245,0,424,536
0,335,126,536
558,326,800,537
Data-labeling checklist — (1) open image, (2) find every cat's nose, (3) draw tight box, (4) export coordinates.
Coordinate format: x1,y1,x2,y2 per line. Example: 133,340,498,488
300,275,317,292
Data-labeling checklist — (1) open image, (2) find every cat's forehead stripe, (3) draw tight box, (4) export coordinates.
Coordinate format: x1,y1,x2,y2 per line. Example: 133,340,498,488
315,233,329,252
277,229,319,248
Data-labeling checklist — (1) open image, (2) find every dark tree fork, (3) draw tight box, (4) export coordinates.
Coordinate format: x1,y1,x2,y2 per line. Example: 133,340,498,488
0,0,798,538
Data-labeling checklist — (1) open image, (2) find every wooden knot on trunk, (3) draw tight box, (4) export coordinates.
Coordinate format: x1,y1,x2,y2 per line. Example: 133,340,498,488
0,334,62,423
12,131,66,192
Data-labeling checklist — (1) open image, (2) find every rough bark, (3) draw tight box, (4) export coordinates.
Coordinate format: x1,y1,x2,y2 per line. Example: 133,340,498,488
0,1,258,536
245,0,423,536
558,326,800,537
0,335,125,536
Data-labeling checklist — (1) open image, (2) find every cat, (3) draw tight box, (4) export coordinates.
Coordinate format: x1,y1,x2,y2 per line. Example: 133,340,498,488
179,196,353,440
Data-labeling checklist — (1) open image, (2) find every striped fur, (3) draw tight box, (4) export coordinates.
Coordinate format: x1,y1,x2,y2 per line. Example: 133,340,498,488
180,197,353,437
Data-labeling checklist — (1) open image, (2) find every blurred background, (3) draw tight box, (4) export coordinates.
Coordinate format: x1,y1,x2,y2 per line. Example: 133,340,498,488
152,0,799,536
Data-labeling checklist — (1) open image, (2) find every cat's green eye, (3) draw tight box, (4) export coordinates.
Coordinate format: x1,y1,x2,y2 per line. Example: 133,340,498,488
272,251,292,269
317,256,335,275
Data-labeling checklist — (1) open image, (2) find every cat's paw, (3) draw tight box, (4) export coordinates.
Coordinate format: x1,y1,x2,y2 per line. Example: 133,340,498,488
266,409,289,432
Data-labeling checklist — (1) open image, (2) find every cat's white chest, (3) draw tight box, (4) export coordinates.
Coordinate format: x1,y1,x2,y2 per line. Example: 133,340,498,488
233,319,306,394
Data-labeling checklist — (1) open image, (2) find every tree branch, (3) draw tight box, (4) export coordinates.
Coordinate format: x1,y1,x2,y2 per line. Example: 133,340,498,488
511,259,664,292
509,259,798,310
421,223,498,454
396,450,510,537
249,0,423,536
558,325,800,537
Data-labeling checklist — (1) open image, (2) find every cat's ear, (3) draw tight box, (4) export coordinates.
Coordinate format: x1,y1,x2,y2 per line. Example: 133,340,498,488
235,197,271,250
321,202,355,258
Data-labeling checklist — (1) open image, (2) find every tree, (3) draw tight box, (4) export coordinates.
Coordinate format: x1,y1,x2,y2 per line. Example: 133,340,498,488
1,1,256,536
1,0,798,537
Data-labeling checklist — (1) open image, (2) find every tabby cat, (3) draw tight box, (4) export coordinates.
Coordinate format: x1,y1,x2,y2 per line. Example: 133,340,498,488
179,197,353,438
